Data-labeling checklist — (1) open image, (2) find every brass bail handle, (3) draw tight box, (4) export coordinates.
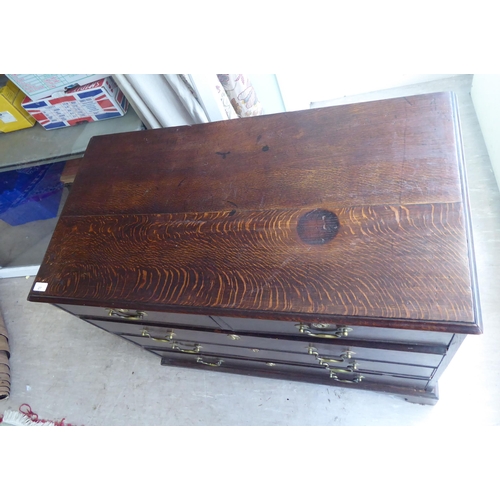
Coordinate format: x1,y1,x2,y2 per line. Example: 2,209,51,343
196,357,223,367
307,346,356,363
295,323,352,339
172,342,201,354
327,362,359,373
107,308,146,321
141,328,175,343
329,373,364,384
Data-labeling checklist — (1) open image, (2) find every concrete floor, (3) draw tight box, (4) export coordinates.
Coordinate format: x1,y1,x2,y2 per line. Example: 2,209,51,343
0,75,499,425
0,187,69,269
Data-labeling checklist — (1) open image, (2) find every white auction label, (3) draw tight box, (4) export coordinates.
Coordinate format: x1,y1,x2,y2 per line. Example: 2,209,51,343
0,111,16,123
33,282,48,292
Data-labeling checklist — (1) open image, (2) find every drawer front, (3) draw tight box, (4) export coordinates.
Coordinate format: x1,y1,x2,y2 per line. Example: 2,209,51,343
144,340,435,378
215,316,454,346
56,304,220,329
153,350,430,390
57,304,453,346
88,319,444,368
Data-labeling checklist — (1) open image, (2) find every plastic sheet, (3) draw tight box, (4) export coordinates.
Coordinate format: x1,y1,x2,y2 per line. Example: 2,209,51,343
0,162,65,226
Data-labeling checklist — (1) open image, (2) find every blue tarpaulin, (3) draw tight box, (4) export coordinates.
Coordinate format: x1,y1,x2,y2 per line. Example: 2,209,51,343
0,162,65,226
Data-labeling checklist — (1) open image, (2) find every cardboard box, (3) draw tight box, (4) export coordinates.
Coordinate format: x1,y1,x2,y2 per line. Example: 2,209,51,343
6,74,109,100
21,77,129,130
0,80,36,133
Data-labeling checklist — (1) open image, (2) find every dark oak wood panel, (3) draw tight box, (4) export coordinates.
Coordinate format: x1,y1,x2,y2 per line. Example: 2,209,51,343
61,92,463,218
32,200,474,325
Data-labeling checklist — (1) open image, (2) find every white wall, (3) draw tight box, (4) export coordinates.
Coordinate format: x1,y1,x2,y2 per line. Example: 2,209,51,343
276,73,460,111
248,74,286,114
471,75,500,192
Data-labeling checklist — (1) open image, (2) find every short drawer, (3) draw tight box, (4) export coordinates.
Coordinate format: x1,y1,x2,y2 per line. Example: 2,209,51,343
56,304,220,329
215,316,454,346
154,350,431,390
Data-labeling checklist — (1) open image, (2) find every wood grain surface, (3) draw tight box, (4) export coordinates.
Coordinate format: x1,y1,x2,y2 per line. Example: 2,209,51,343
29,91,481,332
33,201,474,323
62,92,463,217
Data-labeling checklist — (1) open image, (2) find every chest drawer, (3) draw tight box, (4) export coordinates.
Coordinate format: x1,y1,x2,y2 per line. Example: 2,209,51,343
154,351,431,390
87,319,445,370
56,304,221,329
145,341,435,378
215,316,454,346
59,305,454,347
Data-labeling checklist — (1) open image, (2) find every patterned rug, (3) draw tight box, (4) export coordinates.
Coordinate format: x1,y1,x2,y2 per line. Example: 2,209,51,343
0,404,76,426
0,307,10,401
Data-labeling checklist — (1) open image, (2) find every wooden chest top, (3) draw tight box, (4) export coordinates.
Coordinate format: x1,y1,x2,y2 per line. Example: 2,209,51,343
28,91,481,334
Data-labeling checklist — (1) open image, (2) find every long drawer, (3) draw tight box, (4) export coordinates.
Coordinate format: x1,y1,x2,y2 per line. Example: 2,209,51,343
144,340,435,378
153,350,431,390
87,319,444,367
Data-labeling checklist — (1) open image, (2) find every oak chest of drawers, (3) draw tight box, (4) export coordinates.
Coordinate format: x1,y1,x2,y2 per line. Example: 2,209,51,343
28,91,482,405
